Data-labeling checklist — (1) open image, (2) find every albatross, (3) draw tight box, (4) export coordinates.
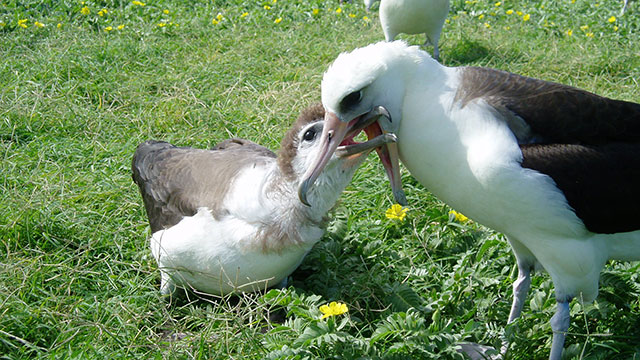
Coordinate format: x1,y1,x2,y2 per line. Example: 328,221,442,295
132,104,397,296
298,41,640,359
379,0,450,60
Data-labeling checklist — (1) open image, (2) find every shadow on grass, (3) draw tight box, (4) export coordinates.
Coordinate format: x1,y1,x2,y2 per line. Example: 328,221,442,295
444,38,493,66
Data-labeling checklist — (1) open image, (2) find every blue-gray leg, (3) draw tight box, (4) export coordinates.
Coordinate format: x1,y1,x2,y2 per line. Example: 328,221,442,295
549,299,571,360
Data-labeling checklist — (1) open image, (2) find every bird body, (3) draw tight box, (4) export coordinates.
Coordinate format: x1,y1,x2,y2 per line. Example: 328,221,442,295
379,0,450,59
133,105,396,295
301,41,640,359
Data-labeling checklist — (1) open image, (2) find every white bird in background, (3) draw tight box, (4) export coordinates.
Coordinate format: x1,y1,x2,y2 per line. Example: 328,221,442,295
299,41,640,360
379,0,450,60
132,104,397,296
622,0,630,14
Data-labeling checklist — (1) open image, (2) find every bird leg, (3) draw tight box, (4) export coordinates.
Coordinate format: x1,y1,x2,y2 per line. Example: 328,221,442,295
501,261,532,354
549,299,571,360
507,263,532,323
424,36,439,61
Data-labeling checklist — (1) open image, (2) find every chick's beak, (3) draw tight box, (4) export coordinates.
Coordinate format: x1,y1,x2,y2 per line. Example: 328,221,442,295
298,111,350,206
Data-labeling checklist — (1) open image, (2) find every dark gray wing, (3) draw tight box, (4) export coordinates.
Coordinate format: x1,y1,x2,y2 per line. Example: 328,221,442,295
132,140,276,232
521,142,640,234
456,67,640,145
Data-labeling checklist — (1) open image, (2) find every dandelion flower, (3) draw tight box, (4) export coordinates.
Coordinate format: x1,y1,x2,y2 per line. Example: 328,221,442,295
363,15,370,21
478,14,484,20
522,14,530,21
580,24,589,31
506,9,513,15
495,2,501,6
57,23,62,28
212,18,219,25
98,9,107,16
336,7,342,14
18,19,28,28
81,6,90,15
484,22,491,28
264,5,271,10
34,21,44,28
566,29,573,36
608,16,616,23
586,32,594,38
449,210,469,222
216,13,223,21
163,9,169,14
157,22,166,27
349,13,356,18
516,10,523,16
613,25,618,31
117,24,125,30
320,302,348,319
273,0,277,3
105,26,113,31
386,204,408,221
274,17,282,24
312,8,319,15
132,1,145,6
240,12,248,18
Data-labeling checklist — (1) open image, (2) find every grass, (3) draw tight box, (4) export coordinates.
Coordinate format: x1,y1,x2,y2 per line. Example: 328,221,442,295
1,0,639,358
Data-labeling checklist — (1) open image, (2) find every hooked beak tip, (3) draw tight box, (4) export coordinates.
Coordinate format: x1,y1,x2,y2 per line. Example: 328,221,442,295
298,180,312,207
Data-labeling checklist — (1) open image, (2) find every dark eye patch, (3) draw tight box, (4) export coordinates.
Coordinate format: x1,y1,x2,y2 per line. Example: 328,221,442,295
340,90,362,112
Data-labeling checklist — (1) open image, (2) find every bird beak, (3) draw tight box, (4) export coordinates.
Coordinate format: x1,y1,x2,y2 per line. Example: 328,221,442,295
298,111,349,207
298,106,407,207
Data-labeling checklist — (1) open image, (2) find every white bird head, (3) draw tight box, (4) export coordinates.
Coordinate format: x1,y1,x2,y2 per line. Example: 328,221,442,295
279,104,397,210
299,41,438,206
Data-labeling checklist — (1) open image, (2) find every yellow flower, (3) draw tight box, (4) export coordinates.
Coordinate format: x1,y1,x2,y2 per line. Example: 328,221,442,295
478,14,484,20
608,16,616,23
336,7,342,14
571,0,576,3
522,14,530,21
613,25,619,31
516,10,523,16
163,9,170,14
216,13,223,21
363,15,369,21
586,32,594,38
580,24,589,31
132,1,145,6
273,0,277,3
157,22,166,27
385,204,408,221
34,21,44,28
105,26,113,31
212,18,219,25
57,23,62,28
240,12,248,18
495,1,501,6
18,19,28,28
449,210,469,222
484,22,491,28
506,9,513,15
81,6,90,15
319,302,348,319
566,29,573,36
312,8,319,15
98,9,107,16
274,17,282,24
349,13,356,18
117,24,125,30
264,5,271,10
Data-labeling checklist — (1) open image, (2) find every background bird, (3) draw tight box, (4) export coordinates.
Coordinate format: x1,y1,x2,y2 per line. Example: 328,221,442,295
379,0,450,60
299,41,640,360
132,104,396,296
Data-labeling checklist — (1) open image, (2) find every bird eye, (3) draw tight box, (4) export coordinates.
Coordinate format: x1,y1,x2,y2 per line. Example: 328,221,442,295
303,128,316,142
340,90,362,110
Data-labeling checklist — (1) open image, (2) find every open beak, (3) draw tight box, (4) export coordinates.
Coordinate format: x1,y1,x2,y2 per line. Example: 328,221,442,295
298,106,407,206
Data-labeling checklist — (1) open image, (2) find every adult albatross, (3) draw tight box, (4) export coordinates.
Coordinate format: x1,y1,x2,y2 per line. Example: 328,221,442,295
132,104,396,296
298,41,640,359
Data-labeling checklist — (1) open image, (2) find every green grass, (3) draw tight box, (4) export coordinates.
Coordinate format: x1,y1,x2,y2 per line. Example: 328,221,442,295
1,0,639,358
